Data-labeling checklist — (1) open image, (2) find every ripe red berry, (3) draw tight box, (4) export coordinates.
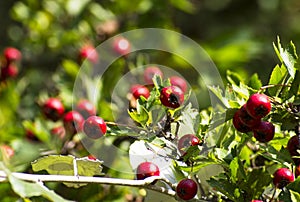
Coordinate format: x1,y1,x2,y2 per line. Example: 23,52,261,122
160,86,184,109
25,129,40,142
253,121,275,143
63,111,85,135
50,126,66,139
238,105,261,128
176,178,198,200
287,135,300,164
144,66,163,84
83,116,107,139
251,200,263,202
87,154,97,160
232,109,252,133
170,76,187,93
79,45,99,63
0,64,18,80
136,162,160,180
75,99,97,119
113,36,131,56
42,98,65,122
246,93,271,119
273,168,294,189
178,134,201,155
130,84,150,99
3,47,21,62
0,145,14,159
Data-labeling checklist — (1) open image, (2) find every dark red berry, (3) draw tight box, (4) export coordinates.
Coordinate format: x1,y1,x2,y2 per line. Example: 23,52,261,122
50,126,66,139
246,93,271,119
238,105,261,128
136,162,160,180
160,86,184,109
170,76,187,93
75,99,97,119
176,178,198,200
253,121,275,143
63,111,85,135
0,145,14,159
79,45,99,63
1,64,18,80
25,129,40,142
273,168,294,189
287,135,300,164
130,84,150,99
178,134,201,155
83,116,107,139
42,98,65,122
113,37,131,55
4,47,21,62
232,109,252,133
144,66,163,84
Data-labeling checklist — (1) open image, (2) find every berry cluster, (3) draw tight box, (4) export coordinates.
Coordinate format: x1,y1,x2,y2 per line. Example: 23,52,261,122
0,47,22,82
129,66,187,110
28,97,107,143
233,93,274,143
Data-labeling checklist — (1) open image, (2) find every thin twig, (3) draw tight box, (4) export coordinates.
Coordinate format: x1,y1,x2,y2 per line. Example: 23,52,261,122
0,171,176,197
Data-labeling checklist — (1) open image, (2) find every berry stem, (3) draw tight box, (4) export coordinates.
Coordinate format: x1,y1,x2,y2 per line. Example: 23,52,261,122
259,84,291,91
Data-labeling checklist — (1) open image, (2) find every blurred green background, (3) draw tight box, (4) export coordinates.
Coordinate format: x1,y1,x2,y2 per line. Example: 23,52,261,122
0,0,300,201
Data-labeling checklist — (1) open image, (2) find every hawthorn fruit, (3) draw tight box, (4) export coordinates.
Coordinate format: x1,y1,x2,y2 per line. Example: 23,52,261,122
273,167,294,189
83,116,107,139
136,162,160,180
176,178,198,200
160,86,184,109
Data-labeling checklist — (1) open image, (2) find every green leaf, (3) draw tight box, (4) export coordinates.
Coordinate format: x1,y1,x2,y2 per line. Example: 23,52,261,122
169,0,196,13
227,70,243,86
268,64,287,96
9,174,72,201
248,73,262,90
289,70,300,98
273,37,297,78
31,155,104,188
0,163,71,201
290,190,300,202
128,102,150,127
208,86,229,108
229,157,239,183
62,59,80,78
207,178,237,201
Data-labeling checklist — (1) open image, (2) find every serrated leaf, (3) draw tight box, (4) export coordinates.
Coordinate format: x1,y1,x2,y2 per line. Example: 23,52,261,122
248,73,262,90
207,178,236,201
273,37,296,78
227,70,243,86
31,155,104,188
128,102,150,126
208,86,229,108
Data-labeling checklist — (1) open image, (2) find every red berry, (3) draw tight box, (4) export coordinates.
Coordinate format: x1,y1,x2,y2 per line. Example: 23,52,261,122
63,111,85,135
273,168,294,189
246,93,271,119
144,66,163,84
83,116,107,139
75,99,97,119
253,121,275,143
136,162,160,180
25,129,40,142
176,179,198,200
1,64,18,80
251,200,263,202
130,84,150,99
87,154,97,160
3,47,21,62
178,134,201,155
170,76,187,93
50,126,66,139
0,145,14,159
238,105,261,128
232,109,252,133
42,98,65,122
113,37,131,55
160,86,184,109
287,135,300,164
79,45,99,63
